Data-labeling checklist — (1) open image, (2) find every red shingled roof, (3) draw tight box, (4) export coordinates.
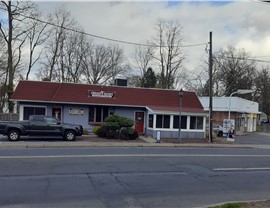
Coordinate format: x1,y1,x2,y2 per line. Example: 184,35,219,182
11,80,204,113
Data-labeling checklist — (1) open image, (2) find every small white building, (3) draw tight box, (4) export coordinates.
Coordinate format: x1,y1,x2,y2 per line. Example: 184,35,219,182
199,97,260,133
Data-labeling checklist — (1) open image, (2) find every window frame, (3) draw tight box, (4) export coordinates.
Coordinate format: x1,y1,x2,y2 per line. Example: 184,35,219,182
148,114,153,128
88,106,109,123
190,116,204,130
23,106,46,121
155,114,170,129
173,115,187,129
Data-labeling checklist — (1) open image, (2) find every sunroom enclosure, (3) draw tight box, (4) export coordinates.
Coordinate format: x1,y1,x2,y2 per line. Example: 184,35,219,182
146,113,206,139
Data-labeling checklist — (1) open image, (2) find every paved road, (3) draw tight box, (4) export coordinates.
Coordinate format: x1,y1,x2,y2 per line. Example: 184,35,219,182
1,147,270,208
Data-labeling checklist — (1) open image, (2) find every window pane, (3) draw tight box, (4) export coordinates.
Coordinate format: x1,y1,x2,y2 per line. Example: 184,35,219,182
181,116,187,129
23,107,45,120
174,116,187,129
89,106,95,122
190,116,196,129
156,115,162,128
103,106,109,121
29,115,45,125
163,115,170,128
173,116,179,129
148,114,153,128
35,108,45,115
96,106,102,122
31,115,45,122
197,117,203,129
24,107,34,120
46,117,57,125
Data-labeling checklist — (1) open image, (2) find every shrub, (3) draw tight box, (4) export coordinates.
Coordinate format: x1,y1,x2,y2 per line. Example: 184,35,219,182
96,126,107,138
105,115,134,128
92,126,101,135
104,122,120,139
94,114,136,139
119,128,138,140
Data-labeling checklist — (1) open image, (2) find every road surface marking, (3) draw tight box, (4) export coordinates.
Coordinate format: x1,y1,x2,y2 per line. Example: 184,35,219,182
1,154,270,159
213,167,270,171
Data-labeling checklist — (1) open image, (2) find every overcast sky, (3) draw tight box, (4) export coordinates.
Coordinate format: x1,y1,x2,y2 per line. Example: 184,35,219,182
31,1,270,76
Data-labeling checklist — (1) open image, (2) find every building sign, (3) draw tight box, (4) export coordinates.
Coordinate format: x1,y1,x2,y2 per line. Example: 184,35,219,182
69,108,84,115
223,119,235,134
89,90,114,98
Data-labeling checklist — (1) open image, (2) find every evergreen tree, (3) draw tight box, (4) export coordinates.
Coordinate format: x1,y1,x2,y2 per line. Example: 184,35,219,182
141,67,157,88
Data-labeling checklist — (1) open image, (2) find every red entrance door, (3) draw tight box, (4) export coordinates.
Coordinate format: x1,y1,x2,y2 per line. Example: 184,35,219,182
135,112,144,134
52,107,62,121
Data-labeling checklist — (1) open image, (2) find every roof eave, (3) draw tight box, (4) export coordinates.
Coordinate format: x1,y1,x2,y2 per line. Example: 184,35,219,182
12,99,147,109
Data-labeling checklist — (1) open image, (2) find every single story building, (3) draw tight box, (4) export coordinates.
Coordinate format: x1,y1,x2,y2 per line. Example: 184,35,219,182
199,97,260,133
11,80,207,139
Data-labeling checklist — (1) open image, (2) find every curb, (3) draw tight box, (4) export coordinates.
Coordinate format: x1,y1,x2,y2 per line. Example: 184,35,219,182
1,141,270,149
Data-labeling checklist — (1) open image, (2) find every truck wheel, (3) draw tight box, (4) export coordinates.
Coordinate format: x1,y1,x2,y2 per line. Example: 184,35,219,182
8,129,20,141
64,130,76,141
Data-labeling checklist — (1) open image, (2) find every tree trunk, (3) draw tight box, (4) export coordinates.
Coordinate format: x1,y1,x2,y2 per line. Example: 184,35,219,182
7,1,14,113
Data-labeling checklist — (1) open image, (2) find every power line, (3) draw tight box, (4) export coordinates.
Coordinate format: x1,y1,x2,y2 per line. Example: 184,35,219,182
219,56,270,63
19,13,208,48
252,55,270,57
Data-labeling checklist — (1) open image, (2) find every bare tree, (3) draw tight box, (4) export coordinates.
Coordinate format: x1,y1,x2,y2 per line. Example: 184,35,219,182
254,67,270,115
152,19,185,89
61,30,88,83
25,12,50,80
183,70,207,96
82,43,125,85
0,1,36,112
41,7,77,81
133,44,154,86
0,33,8,112
213,46,256,96
195,57,226,97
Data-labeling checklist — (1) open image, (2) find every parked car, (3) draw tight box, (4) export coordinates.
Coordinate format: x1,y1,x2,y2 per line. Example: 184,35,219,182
260,118,269,124
206,123,223,137
0,115,83,141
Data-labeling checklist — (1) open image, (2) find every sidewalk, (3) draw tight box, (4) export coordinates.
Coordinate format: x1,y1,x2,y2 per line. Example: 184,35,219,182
1,134,270,149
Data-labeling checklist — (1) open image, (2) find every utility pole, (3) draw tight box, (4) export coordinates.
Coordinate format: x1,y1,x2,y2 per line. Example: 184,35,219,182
209,31,213,143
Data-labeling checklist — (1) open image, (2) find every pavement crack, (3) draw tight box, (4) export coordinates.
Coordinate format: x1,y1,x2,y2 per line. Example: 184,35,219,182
113,174,144,208
44,178,51,197
86,173,110,208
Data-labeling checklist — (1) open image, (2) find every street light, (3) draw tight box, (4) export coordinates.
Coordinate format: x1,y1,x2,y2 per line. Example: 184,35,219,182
178,89,184,143
227,89,253,139
228,89,253,120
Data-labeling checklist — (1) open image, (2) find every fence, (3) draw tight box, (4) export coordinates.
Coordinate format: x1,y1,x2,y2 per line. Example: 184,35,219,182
0,113,19,121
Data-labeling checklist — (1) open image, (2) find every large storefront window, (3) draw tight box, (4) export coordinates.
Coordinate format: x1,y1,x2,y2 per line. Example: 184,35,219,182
89,106,109,122
23,106,46,120
190,116,203,129
173,115,187,129
156,114,170,129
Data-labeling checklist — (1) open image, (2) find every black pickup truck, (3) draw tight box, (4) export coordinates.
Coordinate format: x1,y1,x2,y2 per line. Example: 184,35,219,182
0,115,83,141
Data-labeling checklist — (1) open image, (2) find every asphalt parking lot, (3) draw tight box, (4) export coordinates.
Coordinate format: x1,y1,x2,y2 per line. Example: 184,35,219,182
235,124,270,145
